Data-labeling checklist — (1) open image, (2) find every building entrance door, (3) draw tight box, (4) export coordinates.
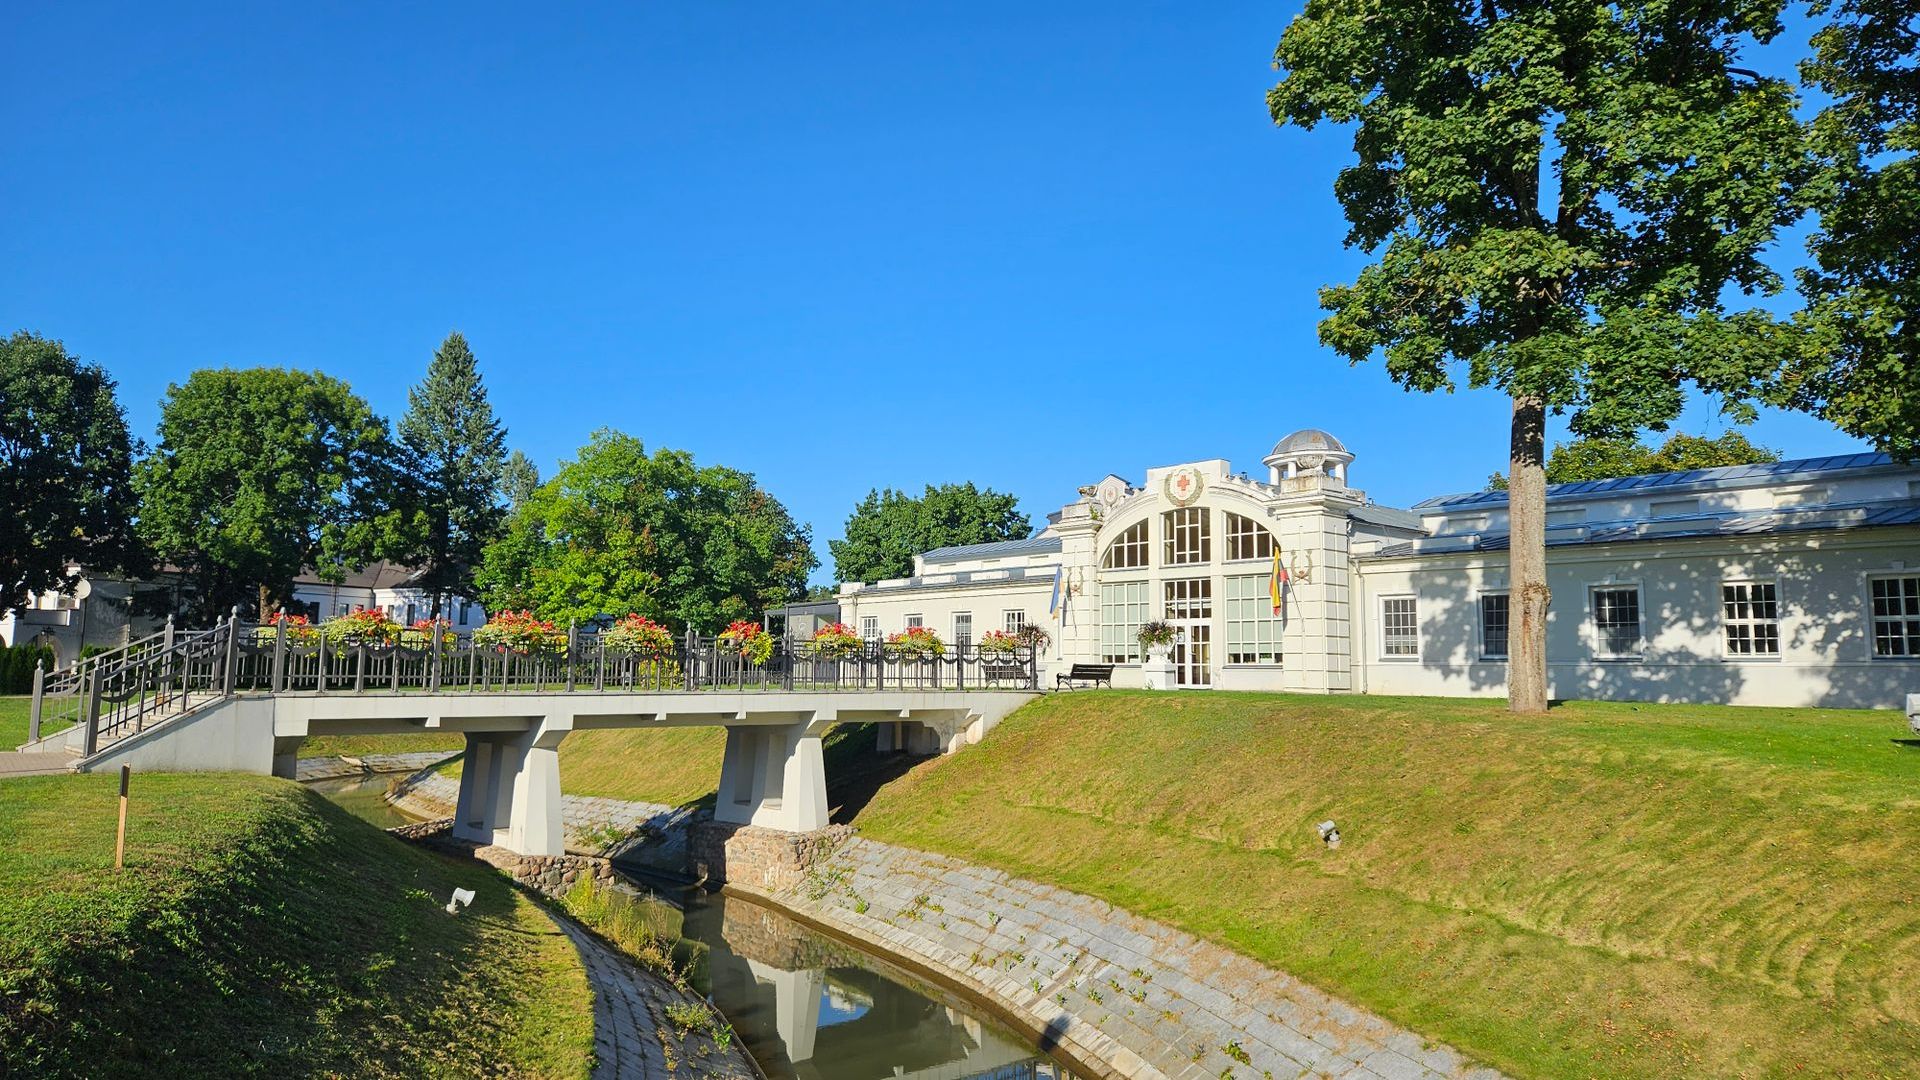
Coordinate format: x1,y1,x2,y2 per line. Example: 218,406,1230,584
1164,578,1212,687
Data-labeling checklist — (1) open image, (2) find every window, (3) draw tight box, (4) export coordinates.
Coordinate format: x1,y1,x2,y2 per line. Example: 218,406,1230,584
860,615,880,642
905,614,923,630
1479,593,1510,660
1591,586,1642,658
405,602,418,625
336,603,351,617
457,600,471,625
1101,520,1149,569
1099,581,1149,662
1225,512,1274,562
953,611,972,646
1380,596,1419,658
1162,508,1211,565
1870,575,1920,657
1722,581,1780,657
1003,609,1024,634
1224,575,1282,664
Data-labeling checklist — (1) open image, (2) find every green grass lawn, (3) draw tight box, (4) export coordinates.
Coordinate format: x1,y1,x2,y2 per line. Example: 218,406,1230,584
0,772,593,1078
526,691,1920,1079
0,695,70,748
301,731,467,759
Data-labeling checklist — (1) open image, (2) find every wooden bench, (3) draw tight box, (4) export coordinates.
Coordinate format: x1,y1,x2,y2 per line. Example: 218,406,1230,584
1055,663,1115,691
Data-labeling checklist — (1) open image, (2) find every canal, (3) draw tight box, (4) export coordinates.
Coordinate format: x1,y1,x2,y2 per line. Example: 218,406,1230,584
309,774,1084,1080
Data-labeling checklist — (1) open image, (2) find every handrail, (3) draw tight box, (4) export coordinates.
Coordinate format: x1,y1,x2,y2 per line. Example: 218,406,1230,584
27,615,1039,756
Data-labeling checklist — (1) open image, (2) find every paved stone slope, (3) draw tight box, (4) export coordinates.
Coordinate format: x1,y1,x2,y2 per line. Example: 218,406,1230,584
756,839,1503,1080
295,751,457,782
552,913,757,1080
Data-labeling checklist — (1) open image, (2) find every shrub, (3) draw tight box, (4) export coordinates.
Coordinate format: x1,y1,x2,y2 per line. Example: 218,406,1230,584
321,607,400,646
253,611,319,646
886,626,946,658
0,643,56,693
718,619,774,666
601,614,674,659
977,629,1022,655
1015,622,1052,652
1137,619,1177,650
807,622,863,659
472,610,564,655
398,618,456,650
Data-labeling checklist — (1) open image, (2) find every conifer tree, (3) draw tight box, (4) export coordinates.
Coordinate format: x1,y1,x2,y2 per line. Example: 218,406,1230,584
397,332,507,617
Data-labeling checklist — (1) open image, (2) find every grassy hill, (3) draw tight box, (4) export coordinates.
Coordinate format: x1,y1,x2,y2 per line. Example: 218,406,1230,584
519,690,1920,1079
0,772,592,1078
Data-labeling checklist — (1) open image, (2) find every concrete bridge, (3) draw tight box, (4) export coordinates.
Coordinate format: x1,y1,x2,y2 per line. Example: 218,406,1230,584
20,616,1040,856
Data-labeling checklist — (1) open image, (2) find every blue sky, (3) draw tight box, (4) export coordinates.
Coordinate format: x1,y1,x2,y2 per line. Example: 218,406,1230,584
2,3,1857,583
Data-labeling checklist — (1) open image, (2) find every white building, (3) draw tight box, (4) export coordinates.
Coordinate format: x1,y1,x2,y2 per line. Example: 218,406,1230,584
288,562,486,629
1,561,487,669
838,431,1920,709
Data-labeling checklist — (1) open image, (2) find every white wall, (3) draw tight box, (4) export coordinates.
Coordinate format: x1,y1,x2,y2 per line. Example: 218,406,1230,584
1354,527,1920,709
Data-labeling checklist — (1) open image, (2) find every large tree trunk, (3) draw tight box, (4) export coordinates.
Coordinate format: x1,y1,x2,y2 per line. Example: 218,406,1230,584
1508,394,1551,714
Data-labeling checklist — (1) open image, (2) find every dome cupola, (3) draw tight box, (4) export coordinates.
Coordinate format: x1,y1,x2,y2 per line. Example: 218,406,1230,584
1264,428,1355,486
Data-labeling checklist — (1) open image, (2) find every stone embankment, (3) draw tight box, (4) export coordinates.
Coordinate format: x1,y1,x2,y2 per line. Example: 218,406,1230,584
296,751,458,782
386,765,1503,1080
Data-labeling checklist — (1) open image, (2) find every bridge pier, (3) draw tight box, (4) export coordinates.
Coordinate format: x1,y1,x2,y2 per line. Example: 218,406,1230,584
452,721,567,856
713,721,830,833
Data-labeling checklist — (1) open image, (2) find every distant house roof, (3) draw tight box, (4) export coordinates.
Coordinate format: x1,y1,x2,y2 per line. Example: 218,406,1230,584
922,535,1064,564
1366,500,1920,560
292,560,426,591
1413,452,1898,510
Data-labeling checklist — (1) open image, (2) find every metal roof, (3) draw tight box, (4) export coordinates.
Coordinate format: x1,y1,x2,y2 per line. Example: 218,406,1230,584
1365,501,1920,559
921,534,1064,564
1349,504,1425,532
1413,452,1897,510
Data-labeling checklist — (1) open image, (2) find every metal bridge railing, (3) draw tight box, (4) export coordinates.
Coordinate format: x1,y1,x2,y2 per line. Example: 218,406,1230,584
25,616,1039,757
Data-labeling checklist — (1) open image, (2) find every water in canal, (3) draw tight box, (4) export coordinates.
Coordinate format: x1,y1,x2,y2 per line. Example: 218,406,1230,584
311,776,1084,1080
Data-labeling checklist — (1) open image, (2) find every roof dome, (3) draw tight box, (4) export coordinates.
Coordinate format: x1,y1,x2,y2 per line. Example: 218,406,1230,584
1270,429,1349,457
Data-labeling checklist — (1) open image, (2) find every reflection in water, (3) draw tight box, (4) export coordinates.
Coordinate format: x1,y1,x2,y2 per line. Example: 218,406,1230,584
616,878,1083,1080
306,778,1078,1079
308,774,416,828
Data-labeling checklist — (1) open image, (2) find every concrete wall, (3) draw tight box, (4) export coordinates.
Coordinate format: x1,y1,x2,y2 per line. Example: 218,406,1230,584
1354,527,1920,709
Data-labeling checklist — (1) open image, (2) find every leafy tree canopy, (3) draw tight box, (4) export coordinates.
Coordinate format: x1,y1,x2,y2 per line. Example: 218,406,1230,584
134,368,411,620
829,483,1031,584
0,331,142,619
394,332,507,614
1489,430,1779,488
1782,0,1920,457
474,430,815,630
1270,0,1806,437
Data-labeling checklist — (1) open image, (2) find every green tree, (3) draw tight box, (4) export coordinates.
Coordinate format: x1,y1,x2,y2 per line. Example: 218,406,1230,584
396,332,507,617
1270,0,1805,712
829,483,1031,584
1782,0,1920,456
0,331,141,619
1489,430,1779,487
135,368,410,621
474,430,815,629
499,449,540,512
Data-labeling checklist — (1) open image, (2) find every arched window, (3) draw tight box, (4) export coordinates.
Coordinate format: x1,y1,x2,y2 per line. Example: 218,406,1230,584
1225,512,1274,561
1101,520,1149,569
1163,507,1211,565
